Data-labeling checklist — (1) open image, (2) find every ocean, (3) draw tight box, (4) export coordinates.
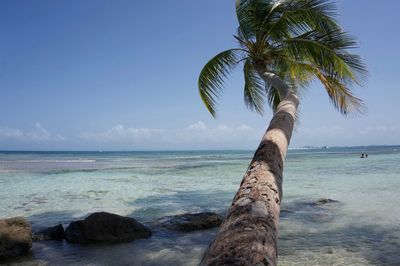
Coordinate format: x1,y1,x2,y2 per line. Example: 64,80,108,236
1,146,399,265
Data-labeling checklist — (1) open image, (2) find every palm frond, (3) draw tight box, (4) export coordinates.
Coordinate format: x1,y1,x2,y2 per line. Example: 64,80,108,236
237,0,340,43
198,49,242,117
280,0,339,34
236,0,275,40
316,70,365,115
198,0,366,118
293,61,365,114
281,29,367,84
243,59,266,114
266,84,281,112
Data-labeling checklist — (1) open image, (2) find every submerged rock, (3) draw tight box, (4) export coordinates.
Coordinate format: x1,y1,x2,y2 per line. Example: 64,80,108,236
314,198,339,205
64,212,151,244
280,208,293,215
280,198,340,219
158,212,222,231
0,217,32,258
33,224,64,241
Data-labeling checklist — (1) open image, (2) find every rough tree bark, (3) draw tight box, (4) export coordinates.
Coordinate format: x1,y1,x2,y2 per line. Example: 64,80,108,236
200,73,299,266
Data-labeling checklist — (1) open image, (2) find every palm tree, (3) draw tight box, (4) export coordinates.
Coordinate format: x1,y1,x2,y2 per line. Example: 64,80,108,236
198,0,367,265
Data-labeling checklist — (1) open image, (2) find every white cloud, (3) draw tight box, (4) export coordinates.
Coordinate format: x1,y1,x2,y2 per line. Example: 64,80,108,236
358,125,400,135
291,123,400,147
176,122,264,149
187,121,207,130
79,124,163,142
79,121,263,149
181,121,262,148
178,121,259,144
0,127,24,139
297,125,346,137
0,123,65,142
237,124,254,131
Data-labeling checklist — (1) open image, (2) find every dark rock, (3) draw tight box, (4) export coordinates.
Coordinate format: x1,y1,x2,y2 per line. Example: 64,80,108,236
0,217,32,258
32,224,64,241
314,198,339,205
64,212,151,244
64,221,86,243
280,208,293,214
279,208,293,218
158,212,222,231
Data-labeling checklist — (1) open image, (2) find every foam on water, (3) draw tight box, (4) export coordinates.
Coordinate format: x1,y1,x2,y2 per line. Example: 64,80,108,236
0,147,399,265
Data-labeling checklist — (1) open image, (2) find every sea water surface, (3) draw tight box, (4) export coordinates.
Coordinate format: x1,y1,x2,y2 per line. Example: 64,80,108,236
0,146,399,265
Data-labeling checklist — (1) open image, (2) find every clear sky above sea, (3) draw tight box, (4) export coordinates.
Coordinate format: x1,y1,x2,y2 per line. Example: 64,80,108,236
0,0,399,150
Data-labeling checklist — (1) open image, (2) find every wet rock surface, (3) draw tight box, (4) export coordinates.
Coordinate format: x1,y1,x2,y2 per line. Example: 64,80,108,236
157,212,222,231
281,198,340,212
280,198,341,223
32,224,64,241
314,198,339,205
64,212,151,244
0,217,32,258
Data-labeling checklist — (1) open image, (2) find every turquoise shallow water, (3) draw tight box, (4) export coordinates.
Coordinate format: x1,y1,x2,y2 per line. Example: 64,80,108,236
0,146,399,265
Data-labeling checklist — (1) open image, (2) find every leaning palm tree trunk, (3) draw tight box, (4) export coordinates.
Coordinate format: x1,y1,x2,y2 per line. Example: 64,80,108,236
201,91,299,266
199,0,366,263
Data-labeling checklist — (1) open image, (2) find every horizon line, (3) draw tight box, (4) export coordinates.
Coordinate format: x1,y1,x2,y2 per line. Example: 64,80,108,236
0,144,399,153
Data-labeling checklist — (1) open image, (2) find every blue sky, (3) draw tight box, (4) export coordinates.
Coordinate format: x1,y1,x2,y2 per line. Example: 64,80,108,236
0,0,399,150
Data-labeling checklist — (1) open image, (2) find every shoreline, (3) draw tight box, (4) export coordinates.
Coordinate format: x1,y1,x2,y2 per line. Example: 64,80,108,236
0,144,400,153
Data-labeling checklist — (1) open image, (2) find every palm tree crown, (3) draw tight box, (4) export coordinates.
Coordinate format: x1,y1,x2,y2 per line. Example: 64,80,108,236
198,0,367,117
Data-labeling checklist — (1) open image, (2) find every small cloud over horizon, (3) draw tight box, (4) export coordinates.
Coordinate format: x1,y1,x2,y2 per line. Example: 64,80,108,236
0,123,65,143
291,124,400,147
78,121,262,150
79,124,163,142
1,122,399,150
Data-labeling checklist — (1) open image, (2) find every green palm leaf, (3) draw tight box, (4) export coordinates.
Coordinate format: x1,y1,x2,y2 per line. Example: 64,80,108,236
316,70,365,114
236,0,339,42
281,29,367,84
266,84,281,112
198,49,242,117
269,0,339,36
243,59,266,114
199,0,366,118
290,61,365,114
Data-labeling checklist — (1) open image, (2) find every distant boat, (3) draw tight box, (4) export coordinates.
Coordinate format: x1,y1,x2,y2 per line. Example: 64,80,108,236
322,146,329,149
